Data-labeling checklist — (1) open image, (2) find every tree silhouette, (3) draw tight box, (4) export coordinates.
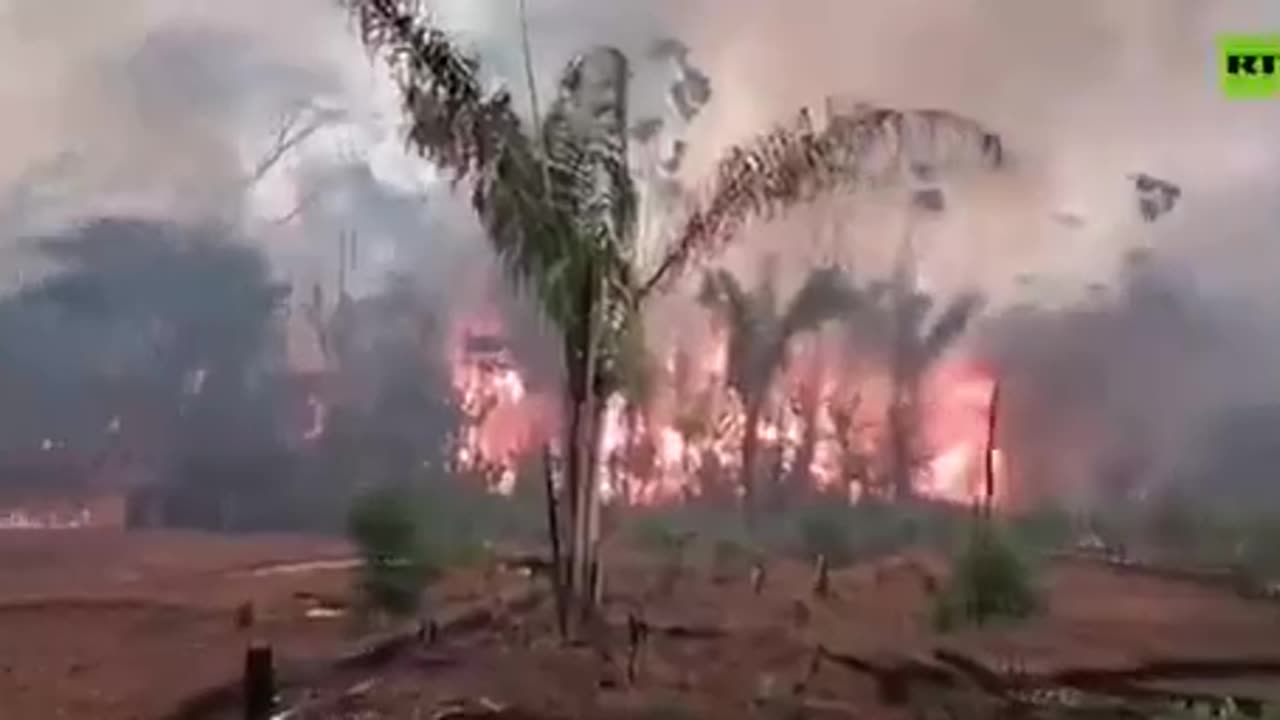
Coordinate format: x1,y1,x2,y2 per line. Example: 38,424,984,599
342,0,1008,614
698,260,859,523
856,241,984,500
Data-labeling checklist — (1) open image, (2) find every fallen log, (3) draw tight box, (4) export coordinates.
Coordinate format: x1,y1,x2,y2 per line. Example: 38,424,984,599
932,649,1010,694
164,588,546,720
647,622,727,640
820,648,957,705
1052,553,1280,601
934,647,1280,707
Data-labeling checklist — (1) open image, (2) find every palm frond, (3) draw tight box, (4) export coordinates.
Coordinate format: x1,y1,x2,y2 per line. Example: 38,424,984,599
343,0,585,337
638,103,1005,297
899,291,934,339
540,46,640,388
777,265,859,342
697,269,759,397
921,291,985,364
754,265,857,385
342,0,525,184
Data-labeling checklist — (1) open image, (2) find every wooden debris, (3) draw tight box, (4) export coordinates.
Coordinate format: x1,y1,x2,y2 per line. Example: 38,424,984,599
235,601,255,630
791,599,811,628
813,554,830,597
242,643,276,720
431,696,509,719
625,611,649,684
417,618,440,644
792,644,825,694
750,560,767,595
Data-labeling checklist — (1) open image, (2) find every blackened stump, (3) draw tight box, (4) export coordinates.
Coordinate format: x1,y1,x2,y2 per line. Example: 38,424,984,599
242,644,276,720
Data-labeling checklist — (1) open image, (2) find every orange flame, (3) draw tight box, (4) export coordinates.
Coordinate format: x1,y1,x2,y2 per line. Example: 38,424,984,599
445,310,1005,508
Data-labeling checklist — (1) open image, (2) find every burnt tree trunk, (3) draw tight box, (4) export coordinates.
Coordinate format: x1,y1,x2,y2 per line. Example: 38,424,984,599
984,381,1001,517
886,384,919,503
787,409,820,506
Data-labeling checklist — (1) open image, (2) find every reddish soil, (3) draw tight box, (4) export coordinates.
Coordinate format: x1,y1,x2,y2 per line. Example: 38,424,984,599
280,549,1280,719
2,532,1279,719
0,530,365,720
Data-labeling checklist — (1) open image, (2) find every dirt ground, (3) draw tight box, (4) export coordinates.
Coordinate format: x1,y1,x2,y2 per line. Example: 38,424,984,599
280,548,1280,720
0,530,362,720
2,531,1279,719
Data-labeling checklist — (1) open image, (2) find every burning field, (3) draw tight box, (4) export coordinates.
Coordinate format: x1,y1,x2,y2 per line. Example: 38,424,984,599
3,0,1280,718
446,269,1007,512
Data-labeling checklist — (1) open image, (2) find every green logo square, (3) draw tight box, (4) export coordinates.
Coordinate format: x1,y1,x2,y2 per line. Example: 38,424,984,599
1219,34,1280,99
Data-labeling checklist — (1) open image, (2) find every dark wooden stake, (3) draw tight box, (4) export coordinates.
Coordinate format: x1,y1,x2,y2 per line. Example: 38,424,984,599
812,554,830,598
235,601,255,631
625,611,648,684
983,380,1001,518
242,643,275,720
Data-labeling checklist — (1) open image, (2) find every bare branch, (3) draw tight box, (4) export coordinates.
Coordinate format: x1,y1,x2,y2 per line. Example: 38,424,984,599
245,104,334,190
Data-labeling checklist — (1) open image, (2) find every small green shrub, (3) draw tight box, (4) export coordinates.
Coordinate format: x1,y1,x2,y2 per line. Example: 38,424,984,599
348,485,436,620
933,519,1041,631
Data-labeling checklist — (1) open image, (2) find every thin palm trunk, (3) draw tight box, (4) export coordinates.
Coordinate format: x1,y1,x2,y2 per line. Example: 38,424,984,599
788,409,819,505
741,395,764,528
569,269,605,629
984,381,1001,517
887,382,917,502
541,444,567,637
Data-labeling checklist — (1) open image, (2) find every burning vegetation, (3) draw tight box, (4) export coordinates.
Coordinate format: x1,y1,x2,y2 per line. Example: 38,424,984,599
8,2,1280,719
444,256,1004,512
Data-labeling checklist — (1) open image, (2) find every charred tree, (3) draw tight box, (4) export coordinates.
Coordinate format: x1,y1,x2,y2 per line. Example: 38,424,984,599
984,381,1001,516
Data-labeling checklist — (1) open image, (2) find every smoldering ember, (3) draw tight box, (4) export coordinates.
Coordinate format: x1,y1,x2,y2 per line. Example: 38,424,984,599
1,1,1279,719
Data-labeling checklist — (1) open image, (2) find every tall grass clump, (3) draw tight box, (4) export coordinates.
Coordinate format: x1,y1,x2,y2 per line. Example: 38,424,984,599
933,515,1042,631
348,485,438,623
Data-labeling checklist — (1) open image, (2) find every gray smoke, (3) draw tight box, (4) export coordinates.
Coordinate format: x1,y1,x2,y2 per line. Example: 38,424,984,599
2,0,1279,514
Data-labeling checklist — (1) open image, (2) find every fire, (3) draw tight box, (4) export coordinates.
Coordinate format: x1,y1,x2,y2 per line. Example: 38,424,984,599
447,312,557,492
920,365,1006,506
445,309,1006,508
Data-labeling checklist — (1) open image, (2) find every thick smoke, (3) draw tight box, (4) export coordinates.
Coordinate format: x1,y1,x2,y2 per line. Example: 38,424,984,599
3,0,1280,513
665,0,1280,509
978,250,1280,509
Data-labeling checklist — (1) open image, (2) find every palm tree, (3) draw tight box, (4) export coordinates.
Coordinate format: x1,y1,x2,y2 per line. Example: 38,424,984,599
857,240,985,501
341,0,1008,625
697,260,860,524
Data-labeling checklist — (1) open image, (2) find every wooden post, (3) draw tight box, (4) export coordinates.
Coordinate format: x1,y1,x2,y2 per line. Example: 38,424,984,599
542,445,568,640
235,601,255,631
983,380,1001,518
625,611,648,683
812,554,830,598
242,643,275,720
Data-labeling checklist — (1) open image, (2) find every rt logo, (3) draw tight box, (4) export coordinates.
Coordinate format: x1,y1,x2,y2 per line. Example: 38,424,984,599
1219,35,1280,99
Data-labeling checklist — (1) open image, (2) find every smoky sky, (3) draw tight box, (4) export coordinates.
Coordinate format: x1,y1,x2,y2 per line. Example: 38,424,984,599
0,0,1278,510
2,0,1278,285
